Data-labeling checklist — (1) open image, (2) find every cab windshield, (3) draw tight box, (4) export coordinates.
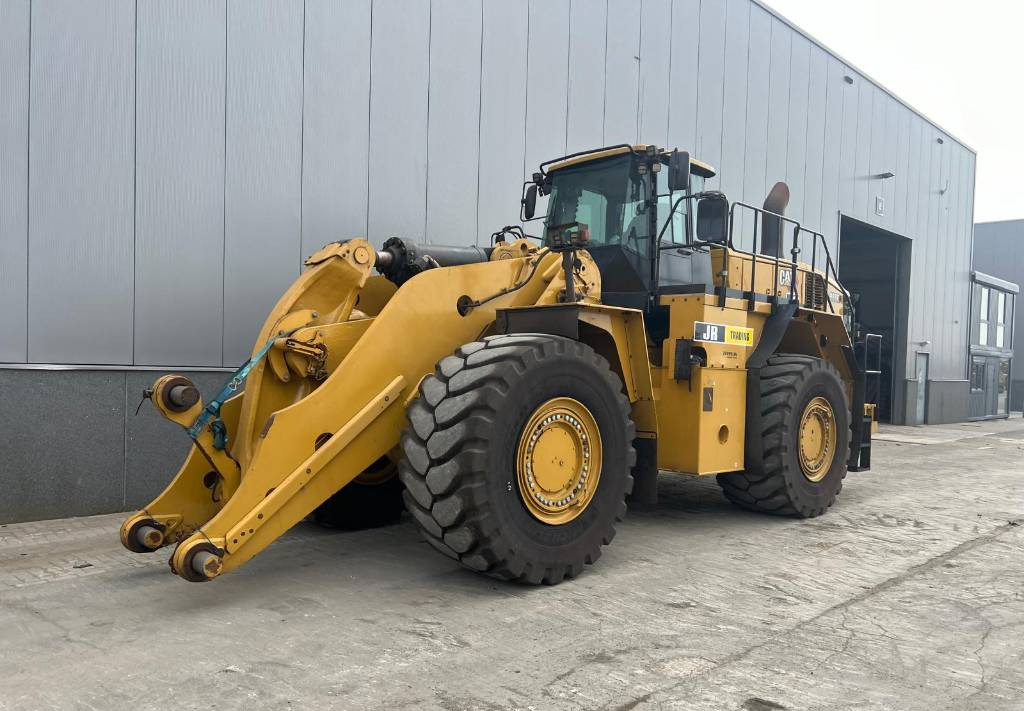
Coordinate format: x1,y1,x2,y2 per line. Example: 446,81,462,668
544,153,703,252
544,155,651,254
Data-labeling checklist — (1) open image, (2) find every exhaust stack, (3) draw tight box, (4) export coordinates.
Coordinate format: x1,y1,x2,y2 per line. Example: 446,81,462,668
760,181,790,257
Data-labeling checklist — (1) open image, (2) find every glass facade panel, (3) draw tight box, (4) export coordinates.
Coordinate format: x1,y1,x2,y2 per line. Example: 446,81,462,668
978,286,990,346
998,358,1010,415
970,359,985,390
996,292,1006,348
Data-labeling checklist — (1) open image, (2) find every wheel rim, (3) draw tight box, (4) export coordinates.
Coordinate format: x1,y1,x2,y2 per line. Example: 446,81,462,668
798,396,837,482
516,397,603,525
354,455,397,486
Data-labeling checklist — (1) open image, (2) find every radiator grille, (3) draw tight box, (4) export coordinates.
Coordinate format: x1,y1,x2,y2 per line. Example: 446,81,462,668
804,273,828,310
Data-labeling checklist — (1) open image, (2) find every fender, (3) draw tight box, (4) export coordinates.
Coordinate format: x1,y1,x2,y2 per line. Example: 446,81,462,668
494,302,656,436
743,302,798,474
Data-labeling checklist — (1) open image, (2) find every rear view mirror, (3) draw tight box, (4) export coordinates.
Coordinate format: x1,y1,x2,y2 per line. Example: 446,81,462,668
696,194,730,243
668,149,690,192
521,184,538,220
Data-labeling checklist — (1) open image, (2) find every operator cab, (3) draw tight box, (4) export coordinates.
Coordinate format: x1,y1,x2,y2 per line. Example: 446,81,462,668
526,145,717,313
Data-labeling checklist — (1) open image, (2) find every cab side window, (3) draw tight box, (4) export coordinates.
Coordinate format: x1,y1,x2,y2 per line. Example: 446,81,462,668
657,193,687,244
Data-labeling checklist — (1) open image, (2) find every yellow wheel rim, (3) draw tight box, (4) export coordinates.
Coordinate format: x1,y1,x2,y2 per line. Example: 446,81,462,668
798,396,837,482
516,397,602,525
354,455,397,486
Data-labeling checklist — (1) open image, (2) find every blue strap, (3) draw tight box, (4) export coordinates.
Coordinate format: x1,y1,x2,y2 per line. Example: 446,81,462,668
188,329,298,450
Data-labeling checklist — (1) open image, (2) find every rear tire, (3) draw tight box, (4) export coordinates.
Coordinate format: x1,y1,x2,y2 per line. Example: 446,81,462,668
399,334,635,584
717,354,850,517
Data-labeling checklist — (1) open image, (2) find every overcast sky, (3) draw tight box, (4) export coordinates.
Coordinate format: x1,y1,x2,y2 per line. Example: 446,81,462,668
763,0,1022,224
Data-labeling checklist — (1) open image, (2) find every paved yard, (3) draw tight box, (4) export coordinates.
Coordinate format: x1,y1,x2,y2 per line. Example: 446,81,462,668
1,419,1022,710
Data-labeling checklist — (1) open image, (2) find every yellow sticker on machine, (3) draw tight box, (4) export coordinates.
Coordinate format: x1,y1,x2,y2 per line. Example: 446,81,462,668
694,321,754,347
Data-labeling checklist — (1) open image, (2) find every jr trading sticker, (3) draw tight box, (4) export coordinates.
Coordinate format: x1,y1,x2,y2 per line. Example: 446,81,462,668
694,321,755,347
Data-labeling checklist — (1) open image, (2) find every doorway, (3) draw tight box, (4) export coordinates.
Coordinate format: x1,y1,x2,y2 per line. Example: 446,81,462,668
838,216,912,423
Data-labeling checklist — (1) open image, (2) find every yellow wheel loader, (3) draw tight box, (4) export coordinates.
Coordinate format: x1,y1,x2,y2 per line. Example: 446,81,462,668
121,144,871,583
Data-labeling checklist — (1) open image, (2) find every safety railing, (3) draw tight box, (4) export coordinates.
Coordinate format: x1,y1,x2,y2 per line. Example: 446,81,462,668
723,201,847,314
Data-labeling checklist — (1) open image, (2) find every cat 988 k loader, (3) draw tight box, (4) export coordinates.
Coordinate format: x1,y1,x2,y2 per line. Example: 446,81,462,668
120,144,871,583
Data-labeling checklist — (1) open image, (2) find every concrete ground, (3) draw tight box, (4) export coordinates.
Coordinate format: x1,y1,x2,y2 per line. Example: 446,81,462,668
1,420,1023,711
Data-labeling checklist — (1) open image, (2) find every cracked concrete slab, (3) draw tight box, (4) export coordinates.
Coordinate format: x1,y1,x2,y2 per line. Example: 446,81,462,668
0,418,1022,710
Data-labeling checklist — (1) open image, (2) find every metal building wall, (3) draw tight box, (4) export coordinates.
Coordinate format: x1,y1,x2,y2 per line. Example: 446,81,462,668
0,0,976,375
0,0,977,520
974,220,1024,409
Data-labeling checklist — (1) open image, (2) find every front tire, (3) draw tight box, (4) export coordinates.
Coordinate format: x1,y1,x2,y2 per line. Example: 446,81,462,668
717,354,850,517
399,334,635,584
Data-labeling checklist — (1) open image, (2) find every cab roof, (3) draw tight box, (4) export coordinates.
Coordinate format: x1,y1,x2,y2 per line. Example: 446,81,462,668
543,144,717,179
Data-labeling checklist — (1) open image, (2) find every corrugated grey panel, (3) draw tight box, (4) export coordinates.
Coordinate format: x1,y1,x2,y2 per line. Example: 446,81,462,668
932,137,950,350
918,132,943,359
695,0,726,181
784,34,809,225
921,128,937,356
936,140,954,358
301,0,371,256
865,87,887,228
525,0,569,178
737,3,772,251
134,0,225,367
973,222,1014,277
222,0,303,365
936,139,954,367
819,56,846,252
604,0,639,143
879,95,899,232
367,0,430,243
904,114,922,240
476,0,527,243
425,0,482,247
27,0,135,364
951,148,968,375
717,0,749,205
837,71,859,217
763,18,790,194
638,0,671,148
667,0,699,151
892,106,911,236
908,118,933,347
801,45,827,236
851,80,873,221
0,0,29,363
952,148,969,377
566,0,606,153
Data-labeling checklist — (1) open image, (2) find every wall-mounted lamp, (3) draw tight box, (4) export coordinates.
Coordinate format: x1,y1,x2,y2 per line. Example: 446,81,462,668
843,75,854,84
936,137,944,144
872,171,896,179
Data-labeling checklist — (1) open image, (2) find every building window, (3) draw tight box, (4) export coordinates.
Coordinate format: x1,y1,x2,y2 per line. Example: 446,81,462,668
978,287,990,346
996,291,1006,348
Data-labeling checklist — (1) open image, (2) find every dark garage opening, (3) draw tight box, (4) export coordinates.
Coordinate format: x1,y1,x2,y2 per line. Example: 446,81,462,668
838,216,912,423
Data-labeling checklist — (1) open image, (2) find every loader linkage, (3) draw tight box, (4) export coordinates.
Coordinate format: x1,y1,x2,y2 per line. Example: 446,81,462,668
120,237,584,581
